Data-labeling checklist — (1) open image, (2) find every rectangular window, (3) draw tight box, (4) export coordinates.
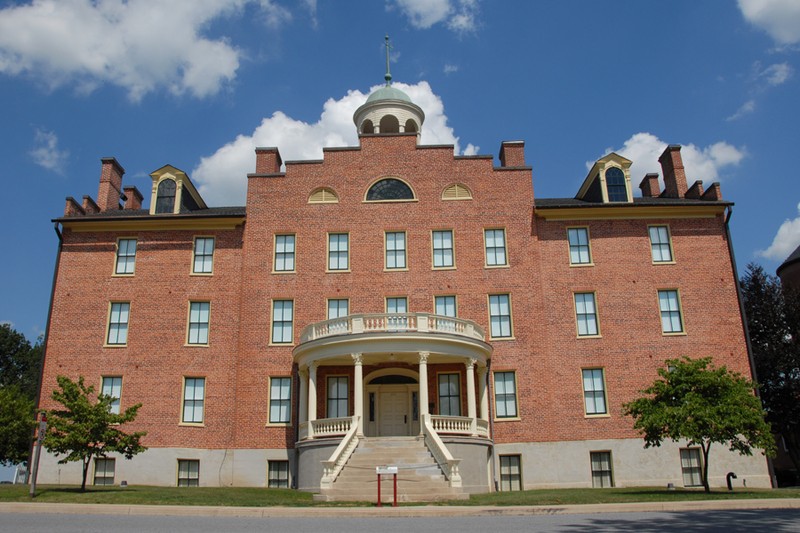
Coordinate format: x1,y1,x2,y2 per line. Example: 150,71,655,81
574,292,599,336
101,376,122,415
590,451,614,488
274,234,296,272
434,295,456,317
385,231,407,269
182,377,205,424
187,302,210,345
328,233,349,271
268,460,290,488
488,294,512,338
494,371,518,418
269,377,291,424
327,299,349,320
271,300,294,344
193,237,215,274
106,302,130,345
649,225,673,263
658,290,684,333
432,230,454,268
93,458,116,486
327,376,348,418
178,459,199,487
680,448,703,487
484,229,508,266
499,455,522,491
115,238,137,275
582,368,607,415
386,297,408,330
567,227,591,265
438,373,461,416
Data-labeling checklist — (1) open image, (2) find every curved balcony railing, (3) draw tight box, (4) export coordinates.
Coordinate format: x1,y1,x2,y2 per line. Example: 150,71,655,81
299,313,485,344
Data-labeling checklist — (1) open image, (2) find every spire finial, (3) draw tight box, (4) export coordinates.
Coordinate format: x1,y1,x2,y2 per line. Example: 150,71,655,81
384,34,392,86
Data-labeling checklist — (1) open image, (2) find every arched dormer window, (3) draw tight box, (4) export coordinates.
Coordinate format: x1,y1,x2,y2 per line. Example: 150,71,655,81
308,187,339,204
605,167,628,202
442,183,473,200
155,178,176,214
366,178,415,201
361,119,374,134
404,119,418,133
379,115,400,133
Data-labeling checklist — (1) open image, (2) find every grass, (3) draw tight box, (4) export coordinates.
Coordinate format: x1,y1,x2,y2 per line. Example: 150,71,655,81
1,484,799,507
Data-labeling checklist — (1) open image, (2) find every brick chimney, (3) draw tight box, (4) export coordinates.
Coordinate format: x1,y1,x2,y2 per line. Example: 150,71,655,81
123,186,144,210
64,197,85,217
499,141,526,167
702,182,722,201
96,157,126,211
658,145,688,198
82,195,100,214
685,180,704,199
255,147,282,174
639,173,660,197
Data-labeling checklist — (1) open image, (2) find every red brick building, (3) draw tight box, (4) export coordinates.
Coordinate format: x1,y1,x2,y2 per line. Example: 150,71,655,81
38,79,771,498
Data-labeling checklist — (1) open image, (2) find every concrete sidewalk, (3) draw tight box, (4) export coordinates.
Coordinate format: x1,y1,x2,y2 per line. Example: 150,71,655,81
1,499,799,518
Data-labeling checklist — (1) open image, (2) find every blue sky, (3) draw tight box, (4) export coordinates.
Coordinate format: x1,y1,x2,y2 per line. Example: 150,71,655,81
1,0,799,346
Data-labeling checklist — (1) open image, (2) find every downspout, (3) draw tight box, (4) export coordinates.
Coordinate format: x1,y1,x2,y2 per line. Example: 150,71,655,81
486,358,498,491
724,206,778,488
27,222,64,481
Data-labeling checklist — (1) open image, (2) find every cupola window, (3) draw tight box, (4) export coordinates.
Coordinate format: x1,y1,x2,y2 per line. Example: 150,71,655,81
605,168,628,202
366,178,415,201
379,115,400,133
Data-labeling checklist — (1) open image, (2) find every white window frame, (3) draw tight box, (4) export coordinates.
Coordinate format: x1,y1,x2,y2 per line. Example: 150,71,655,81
432,230,455,268
590,451,614,488
114,238,137,275
274,234,296,272
187,301,210,345
574,292,600,337
177,459,199,487
567,227,592,265
327,298,349,320
484,228,508,267
327,233,349,271
271,300,294,344
93,457,116,486
649,225,674,263
268,376,292,424
680,448,703,487
101,376,122,414
658,289,684,334
182,377,205,425
106,302,130,346
488,294,513,339
192,237,215,274
385,231,407,270
582,368,608,416
494,371,518,419
326,375,349,418
499,455,522,491
267,460,290,488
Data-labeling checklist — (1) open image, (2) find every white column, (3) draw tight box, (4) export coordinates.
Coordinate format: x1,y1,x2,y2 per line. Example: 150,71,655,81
478,365,489,422
352,353,364,436
308,362,318,439
298,368,308,425
465,358,477,436
418,351,429,434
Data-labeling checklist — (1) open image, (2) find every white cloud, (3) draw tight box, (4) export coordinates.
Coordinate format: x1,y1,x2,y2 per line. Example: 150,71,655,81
391,0,479,33
758,203,800,261
760,62,793,85
192,81,477,206
0,0,286,101
727,99,757,121
598,133,745,191
443,63,459,74
738,0,800,45
29,128,69,174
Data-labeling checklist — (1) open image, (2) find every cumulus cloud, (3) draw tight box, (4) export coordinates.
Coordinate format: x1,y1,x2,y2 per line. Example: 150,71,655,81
29,128,69,174
597,133,745,191
0,0,286,101
390,0,479,33
758,203,800,261
192,82,477,206
727,99,756,121
738,0,800,45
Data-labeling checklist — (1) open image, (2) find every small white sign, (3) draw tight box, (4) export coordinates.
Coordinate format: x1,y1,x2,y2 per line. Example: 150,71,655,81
376,466,398,475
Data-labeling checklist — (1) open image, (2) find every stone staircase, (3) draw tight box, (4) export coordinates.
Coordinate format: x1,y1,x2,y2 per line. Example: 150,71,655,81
314,436,468,502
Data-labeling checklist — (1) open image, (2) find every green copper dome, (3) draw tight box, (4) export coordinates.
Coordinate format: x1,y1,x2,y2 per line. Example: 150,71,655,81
365,85,413,104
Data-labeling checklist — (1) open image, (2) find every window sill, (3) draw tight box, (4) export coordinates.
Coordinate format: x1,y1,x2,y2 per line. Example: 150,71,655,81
272,270,296,275
432,266,457,271
179,422,205,427
326,269,351,274
111,273,135,278
184,343,210,348
584,413,611,419
577,334,603,339
190,272,214,277
489,336,516,342
384,267,409,272
103,344,128,348
269,342,296,347
493,416,521,422
265,422,292,427
652,261,676,266
569,263,594,268
484,264,510,269
662,332,687,337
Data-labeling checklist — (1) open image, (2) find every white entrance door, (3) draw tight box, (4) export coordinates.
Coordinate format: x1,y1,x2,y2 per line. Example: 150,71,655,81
379,389,408,436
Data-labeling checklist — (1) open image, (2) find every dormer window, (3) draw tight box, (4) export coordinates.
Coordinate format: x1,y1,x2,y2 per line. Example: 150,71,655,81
605,168,627,202
155,179,176,214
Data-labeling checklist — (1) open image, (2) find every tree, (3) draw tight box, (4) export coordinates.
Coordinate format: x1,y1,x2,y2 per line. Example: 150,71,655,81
43,375,147,491
0,386,35,466
623,356,775,492
0,324,44,466
741,263,800,475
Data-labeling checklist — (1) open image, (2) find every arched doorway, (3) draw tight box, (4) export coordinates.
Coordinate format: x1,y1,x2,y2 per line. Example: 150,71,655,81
364,369,419,437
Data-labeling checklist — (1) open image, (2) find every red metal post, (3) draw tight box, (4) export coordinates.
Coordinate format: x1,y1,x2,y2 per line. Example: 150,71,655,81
393,473,397,507
377,472,381,507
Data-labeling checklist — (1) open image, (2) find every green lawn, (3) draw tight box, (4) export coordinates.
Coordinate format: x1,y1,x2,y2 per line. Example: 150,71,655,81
1,484,798,507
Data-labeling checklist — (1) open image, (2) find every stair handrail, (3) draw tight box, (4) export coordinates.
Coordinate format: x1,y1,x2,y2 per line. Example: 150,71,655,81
422,413,462,488
319,415,360,489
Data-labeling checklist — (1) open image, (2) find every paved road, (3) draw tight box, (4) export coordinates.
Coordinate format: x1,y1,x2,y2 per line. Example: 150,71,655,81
1,509,799,533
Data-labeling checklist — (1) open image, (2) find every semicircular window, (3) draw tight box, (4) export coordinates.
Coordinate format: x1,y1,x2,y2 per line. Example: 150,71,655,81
366,178,415,201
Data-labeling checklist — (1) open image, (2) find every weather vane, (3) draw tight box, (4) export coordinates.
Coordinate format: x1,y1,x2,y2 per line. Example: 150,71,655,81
384,34,392,86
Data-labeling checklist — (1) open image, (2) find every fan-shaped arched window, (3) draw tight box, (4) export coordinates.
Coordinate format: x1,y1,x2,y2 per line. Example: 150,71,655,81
366,178,415,201
155,179,176,214
605,167,628,202
442,183,473,200
308,187,339,204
